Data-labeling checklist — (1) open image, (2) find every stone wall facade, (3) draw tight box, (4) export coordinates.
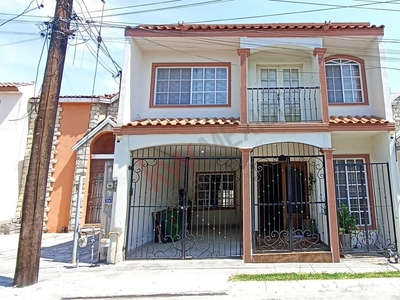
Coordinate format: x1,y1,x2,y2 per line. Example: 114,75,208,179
17,98,119,232
17,103,62,231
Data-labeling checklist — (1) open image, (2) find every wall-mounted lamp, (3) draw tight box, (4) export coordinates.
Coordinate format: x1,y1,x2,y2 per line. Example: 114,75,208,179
116,135,123,143
389,131,396,140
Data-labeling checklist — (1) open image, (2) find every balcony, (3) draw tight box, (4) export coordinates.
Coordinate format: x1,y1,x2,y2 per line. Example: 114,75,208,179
247,87,322,123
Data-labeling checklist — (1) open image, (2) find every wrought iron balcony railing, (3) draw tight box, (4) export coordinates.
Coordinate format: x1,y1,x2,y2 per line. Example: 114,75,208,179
247,86,322,123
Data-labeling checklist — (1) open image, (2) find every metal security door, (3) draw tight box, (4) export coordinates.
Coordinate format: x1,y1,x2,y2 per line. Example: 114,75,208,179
86,159,113,224
125,145,242,260
252,143,330,254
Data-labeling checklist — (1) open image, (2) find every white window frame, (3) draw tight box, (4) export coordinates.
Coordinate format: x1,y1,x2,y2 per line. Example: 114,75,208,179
334,158,372,227
326,58,364,104
196,172,235,208
154,66,229,106
257,66,302,122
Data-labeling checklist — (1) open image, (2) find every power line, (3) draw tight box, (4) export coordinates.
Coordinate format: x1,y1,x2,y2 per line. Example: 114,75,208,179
3,0,400,27
0,37,40,47
88,0,183,13
124,24,400,64
3,0,400,90
77,0,121,72
132,29,400,76
268,0,400,13
85,0,234,19
0,0,235,22
188,0,400,23
88,0,106,96
0,0,44,27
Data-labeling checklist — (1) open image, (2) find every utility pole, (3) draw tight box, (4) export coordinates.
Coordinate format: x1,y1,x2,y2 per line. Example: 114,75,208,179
14,0,74,287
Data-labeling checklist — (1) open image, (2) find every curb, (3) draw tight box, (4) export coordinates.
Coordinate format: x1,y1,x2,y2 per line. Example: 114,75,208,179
61,290,229,299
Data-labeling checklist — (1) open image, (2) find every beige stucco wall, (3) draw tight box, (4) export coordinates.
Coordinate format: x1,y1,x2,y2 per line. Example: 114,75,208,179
127,41,241,120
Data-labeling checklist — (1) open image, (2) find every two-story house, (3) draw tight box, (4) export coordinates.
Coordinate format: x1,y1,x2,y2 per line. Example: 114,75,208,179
107,22,398,264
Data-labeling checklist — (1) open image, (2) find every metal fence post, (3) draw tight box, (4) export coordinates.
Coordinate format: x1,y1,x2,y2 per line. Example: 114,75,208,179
72,176,84,265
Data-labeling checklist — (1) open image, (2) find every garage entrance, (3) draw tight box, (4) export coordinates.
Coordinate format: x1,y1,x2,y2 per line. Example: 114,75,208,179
125,145,242,259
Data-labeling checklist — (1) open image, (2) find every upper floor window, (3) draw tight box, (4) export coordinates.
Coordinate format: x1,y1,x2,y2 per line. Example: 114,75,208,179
326,58,365,104
153,64,229,106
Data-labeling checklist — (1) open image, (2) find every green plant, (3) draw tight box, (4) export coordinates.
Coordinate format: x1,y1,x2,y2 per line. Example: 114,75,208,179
302,219,317,235
338,204,358,234
308,172,316,196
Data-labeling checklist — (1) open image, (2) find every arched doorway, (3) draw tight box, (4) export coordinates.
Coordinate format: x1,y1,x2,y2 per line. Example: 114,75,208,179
251,142,330,253
85,132,115,224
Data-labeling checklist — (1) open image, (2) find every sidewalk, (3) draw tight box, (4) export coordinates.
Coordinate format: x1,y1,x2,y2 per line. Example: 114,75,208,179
1,233,400,299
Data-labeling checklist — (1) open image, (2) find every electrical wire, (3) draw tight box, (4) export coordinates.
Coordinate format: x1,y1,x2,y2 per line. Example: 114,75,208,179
8,24,49,121
126,25,400,67
189,0,400,23
0,37,40,47
3,0,400,27
3,0,400,94
268,0,400,13
88,0,183,13
89,0,234,19
71,0,121,74
90,0,106,96
0,0,43,27
130,24,400,76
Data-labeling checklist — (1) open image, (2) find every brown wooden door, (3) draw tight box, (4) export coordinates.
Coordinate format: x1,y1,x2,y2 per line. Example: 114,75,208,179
281,162,308,230
85,159,113,224
258,161,308,233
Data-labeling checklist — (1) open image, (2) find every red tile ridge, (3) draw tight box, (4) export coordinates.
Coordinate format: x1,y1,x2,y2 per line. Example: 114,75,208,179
330,115,390,124
127,117,240,127
129,22,383,32
126,22,385,32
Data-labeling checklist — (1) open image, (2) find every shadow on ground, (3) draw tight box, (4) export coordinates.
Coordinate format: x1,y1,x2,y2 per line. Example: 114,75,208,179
40,234,100,265
0,275,13,287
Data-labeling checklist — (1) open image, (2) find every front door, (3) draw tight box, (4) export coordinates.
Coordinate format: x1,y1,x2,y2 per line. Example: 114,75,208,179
257,161,308,240
85,159,113,224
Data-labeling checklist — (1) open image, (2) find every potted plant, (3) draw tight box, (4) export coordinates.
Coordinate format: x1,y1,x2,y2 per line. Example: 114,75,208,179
338,204,358,249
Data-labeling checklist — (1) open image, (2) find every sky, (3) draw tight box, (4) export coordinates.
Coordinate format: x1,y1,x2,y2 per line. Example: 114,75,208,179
1,0,400,97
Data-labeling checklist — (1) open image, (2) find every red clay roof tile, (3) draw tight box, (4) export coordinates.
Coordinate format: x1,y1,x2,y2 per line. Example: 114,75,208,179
127,117,240,126
330,115,390,124
129,22,383,32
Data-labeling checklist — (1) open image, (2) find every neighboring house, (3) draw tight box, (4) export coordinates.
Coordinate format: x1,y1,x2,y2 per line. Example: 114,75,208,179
392,92,400,174
105,22,399,264
393,93,400,147
0,82,35,229
17,93,118,233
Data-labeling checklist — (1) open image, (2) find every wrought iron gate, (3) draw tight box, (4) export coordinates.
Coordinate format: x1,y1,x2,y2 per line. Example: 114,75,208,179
251,143,330,253
125,145,242,259
335,162,397,254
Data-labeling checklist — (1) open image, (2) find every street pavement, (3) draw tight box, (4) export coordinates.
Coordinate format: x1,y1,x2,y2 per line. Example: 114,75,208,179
1,232,400,299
